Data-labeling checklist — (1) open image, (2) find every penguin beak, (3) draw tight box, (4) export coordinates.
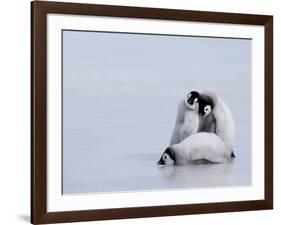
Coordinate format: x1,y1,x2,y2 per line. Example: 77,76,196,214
157,159,165,166
187,99,193,105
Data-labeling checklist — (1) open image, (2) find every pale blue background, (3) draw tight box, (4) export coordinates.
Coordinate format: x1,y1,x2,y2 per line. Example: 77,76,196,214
62,31,251,194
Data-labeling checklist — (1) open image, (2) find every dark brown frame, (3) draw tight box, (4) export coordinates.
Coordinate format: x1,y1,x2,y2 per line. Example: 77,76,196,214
31,1,273,224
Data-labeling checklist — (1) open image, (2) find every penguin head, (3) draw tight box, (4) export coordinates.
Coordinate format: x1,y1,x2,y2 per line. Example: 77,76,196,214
157,147,175,166
185,91,199,109
198,95,214,117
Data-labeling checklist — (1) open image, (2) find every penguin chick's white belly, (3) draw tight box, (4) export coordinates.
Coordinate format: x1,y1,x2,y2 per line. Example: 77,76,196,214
172,132,229,164
180,111,199,141
170,100,198,145
213,98,235,152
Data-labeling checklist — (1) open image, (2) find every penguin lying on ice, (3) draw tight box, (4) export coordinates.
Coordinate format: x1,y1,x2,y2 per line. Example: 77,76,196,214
158,132,230,165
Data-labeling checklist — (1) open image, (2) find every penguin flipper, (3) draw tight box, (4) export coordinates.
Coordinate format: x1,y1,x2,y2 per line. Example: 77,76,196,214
231,151,236,158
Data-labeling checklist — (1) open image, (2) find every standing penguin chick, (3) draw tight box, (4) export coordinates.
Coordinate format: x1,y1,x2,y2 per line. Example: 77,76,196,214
199,91,236,158
169,91,200,145
158,133,229,166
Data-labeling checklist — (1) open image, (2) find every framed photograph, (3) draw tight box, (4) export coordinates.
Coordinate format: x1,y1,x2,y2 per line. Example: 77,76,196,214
31,1,273,224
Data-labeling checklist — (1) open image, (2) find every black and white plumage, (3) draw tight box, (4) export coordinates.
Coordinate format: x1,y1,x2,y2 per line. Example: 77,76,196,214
199,91,236,157
158,91,236,166
197,94,216,133
158,132,229,165
169,91,200,145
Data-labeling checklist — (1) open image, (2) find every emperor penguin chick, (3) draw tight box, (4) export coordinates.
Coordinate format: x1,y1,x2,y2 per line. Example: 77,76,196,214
169,91,200,145
199,91,236,158
158,132,230,166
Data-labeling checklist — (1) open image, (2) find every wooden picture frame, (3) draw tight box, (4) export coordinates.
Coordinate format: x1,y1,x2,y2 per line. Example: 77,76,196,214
31,1,273,224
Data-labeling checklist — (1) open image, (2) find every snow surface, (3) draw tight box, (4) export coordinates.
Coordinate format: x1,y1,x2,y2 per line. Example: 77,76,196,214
62,31,251,194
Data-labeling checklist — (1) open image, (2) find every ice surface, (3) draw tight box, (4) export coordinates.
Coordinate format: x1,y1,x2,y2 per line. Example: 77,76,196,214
62,31,251,194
